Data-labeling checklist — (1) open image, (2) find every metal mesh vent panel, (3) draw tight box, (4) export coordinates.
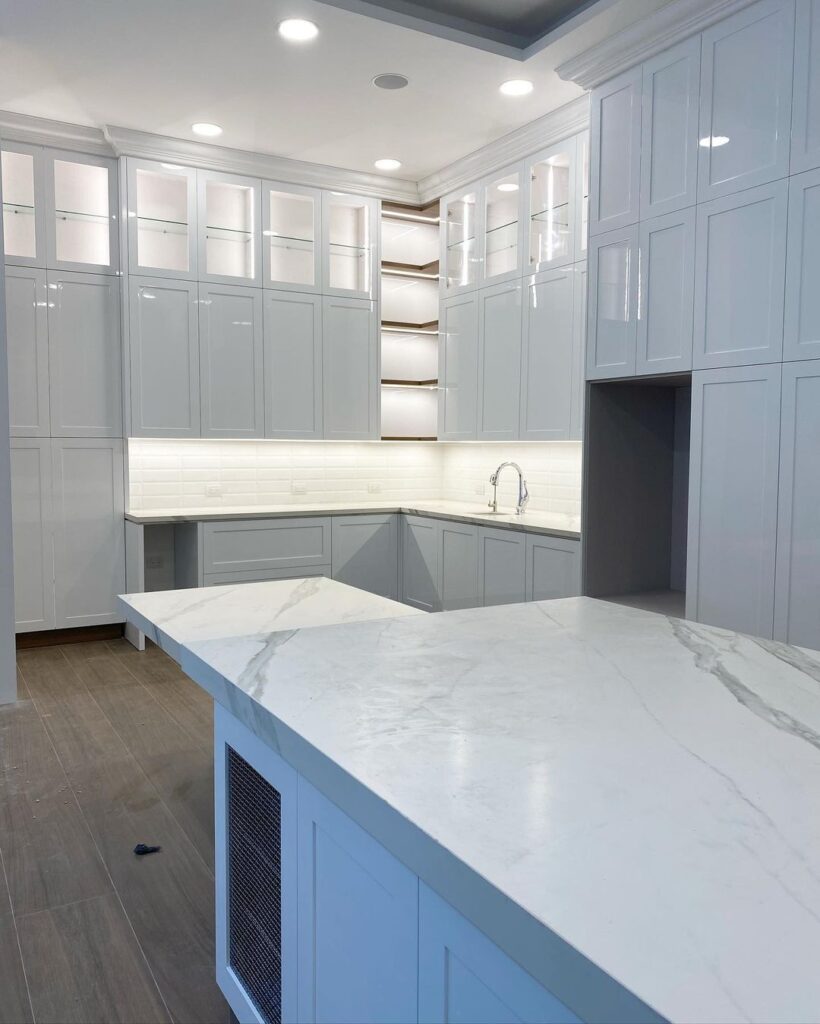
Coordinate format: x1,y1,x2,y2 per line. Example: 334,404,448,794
227,746,282,1024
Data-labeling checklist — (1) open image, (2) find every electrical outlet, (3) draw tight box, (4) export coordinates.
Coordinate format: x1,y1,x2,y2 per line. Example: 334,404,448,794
367,481,381,494
206,483,223,497
292,482,307,495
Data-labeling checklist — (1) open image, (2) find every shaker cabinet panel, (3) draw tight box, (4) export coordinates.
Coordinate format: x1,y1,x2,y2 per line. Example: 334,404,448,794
477,280,522,441
640,37,700,218
527,139,577,273
439,520,479,611
637,208,695,375
775,361,820,649
322,296,378,439
570,262,587,440
128,276,200,437
482,163,525,284
331,514,399,601
10,438,54,632
693,181,787,368
784,168,820,361
44,150,119,274
401,515,440,612
6,266,49,436
321,192,378,299
792,0,820,173
263,181,321,292
687,364,781,638
1,142,46,267
439,292,479,440
479,526,526,607
264,289,323,438
441,188,482,296
589,66,642,235
126,158,198,279
520,267,575,440
199,283,264,438
698,0,795,201
197,170,262,286
47,271,122,436
525,535,581,602
586,224,639,380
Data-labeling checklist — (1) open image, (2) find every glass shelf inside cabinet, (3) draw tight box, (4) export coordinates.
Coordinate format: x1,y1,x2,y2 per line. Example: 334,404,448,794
135,167,190,272
268,191,315,286
328,199,371,292
53,159,111,266
2,149,37,260
485,173,520,279
205,180,256,279
445,192,478,288
530,152,571,267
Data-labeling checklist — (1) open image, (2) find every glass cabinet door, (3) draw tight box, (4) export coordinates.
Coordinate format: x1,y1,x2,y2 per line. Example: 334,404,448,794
483,167,523,283
576,132,589,258
197,171,261,286
442,190,480,294
263,183,320,291
127,159,197,278
45,151,118,274
528,140,576,273
1,144,44,267
322,193,376,297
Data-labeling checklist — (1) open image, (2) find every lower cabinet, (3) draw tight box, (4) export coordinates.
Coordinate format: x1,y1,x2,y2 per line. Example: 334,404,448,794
10,438,54,631
479,527,526,607
401,515,440,612
439,520,479,611
331,514,399,601
202,518,331,579
525,534,582,601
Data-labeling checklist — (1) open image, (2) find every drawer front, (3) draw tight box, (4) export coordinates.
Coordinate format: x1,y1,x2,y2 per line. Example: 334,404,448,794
202,517,331,575
203,565,330,587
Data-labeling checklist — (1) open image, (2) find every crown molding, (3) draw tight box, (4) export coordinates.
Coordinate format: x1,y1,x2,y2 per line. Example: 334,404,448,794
417,94,589,204
556,0,756,90
0,109,112,156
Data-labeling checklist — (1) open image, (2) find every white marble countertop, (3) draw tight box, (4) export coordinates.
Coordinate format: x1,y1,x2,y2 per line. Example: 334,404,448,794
124,500,581,539
160,596,820,1024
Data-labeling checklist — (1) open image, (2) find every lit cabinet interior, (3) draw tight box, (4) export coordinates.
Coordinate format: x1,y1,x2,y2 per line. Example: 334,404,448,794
324,193,375,295
484,167,521,281
265,187,318,289
529,142,575,272
199,173,259,283
443,190,479,292
51,157,112,268
2,147,39,263
131,163,195,276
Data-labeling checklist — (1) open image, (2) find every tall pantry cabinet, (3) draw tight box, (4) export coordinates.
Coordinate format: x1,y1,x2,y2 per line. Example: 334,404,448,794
2,142,125,631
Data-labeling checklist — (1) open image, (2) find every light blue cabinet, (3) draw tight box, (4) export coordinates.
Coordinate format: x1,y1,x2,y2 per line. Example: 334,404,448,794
401,515,440,612
479,526,527,607
586,224,639,379
322,295,379,440
331,514,399,600
784,168,820,361
439,292,479,440
589,66,642,235
263,289,323,439
9,438,54,632
439,520,479,611
525,534,582,602
6,265,49,437
477,280,523,440
792,0,820,174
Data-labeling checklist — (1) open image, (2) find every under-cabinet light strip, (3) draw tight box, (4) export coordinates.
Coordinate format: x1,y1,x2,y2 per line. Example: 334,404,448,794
381,326,439,335
381,267,440,280
381,210,441,225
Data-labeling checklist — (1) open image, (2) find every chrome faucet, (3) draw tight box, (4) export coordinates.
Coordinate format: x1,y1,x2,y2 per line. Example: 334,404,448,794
488,462,529,515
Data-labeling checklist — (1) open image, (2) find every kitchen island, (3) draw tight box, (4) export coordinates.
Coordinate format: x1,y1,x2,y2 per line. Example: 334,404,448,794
118,584,820,1024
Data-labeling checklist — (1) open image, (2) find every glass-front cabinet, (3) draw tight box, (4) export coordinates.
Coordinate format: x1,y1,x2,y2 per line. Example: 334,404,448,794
197,170,261,286
483,165,524,284
321,192,377,298
263,182,320,291
527,139,577,273
1,143,44,267
441,189,482,295
126,159,197,279
46,152,118,273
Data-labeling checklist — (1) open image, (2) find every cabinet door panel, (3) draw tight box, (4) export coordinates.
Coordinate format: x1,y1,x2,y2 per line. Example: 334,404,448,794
6,266,49,436
439,292,479,440
322,296,378,439
640,37,700,218
570,262,587,440
401,515,440,612
693,181,787,368
10,439,54,632
774,362,820,649
483,163,525,284
1,142,46,267
321,192,378,299
586,225,638,380
479,527,526,607
441,188,483,296
589,67,641,235
47,271,122,436
792,0,820,173
637,208,695,375
698,0,794,200
197,169,262,286
45,150,119,274
126,158,198,279
51,438,125,628
128,276,200,437
439,521,478,611
477,281,522,441
520,268,575,440
297,777,418,1024
331,514,399,600
199,284,264,438
784,168,820,361
525,536,581,602
202,518,331,574
527,139,576,273
687,365,781,637
263,181,322,292
264,290,322,438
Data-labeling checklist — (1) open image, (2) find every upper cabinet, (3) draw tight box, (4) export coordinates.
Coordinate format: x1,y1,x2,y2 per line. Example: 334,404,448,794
321,192,378,299
482,163,524,285
589,66,642,235
1,143,45,267
784,167,820,360
263,182,321,292
126,159,197,279
697,0,795,201
441,187,482,295
586,224,639,379
197,170,261,286
792,0,820,173
527,139,576,273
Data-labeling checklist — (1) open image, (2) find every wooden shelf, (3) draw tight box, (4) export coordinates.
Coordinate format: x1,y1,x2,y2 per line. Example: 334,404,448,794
381,319,439,333
381,435,438,441
381,200,440,224
381,259,440,278
381,379,438,387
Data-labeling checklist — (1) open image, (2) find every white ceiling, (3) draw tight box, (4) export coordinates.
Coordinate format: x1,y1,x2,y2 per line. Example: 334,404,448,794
0,0,667,182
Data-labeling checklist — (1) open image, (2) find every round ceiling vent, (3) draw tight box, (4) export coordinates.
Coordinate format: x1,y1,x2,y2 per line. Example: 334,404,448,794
373,73,409,90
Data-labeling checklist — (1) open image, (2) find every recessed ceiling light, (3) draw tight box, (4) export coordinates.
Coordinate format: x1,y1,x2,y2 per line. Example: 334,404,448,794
191,122,222,138
497,182,519,192
278,18,319,42
375,158,402,171
499,79,534,97
699,134,730,147
373,73,409,90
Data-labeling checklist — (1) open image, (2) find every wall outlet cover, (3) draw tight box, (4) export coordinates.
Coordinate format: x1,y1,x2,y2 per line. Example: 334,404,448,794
206,483,223,497
367,481,381,493
292,482,307,495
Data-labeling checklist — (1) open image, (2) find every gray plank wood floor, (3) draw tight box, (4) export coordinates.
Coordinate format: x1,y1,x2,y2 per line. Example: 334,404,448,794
0,639,230,1024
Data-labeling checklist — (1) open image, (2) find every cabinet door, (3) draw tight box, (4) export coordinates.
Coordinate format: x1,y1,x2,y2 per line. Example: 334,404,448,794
636,208,695,375
439,520,478,611
525,535,581,602
322,296,378,439
126,158,197,279
10,439,54,632
439,292,479,440
687,365,781,637
792,0,820,173
197,170,262,286
44,150,118,274
199,283,264,438
570,262,587,440
589,66,642,236
202,518,331,575
1,142,46,267
698,0,795,201
527,139,576,273
401,515,440,612
51,438,125,628
640,37,700,218
477,280,522,441
784,168,820,361
441,187,483,296
418,884,580,1024
331,514,399,600
693,180,787,368
128,276,200,437
264,289,323,438
263,181,321,292
296,777,418,1024
575,132,589,260
586,224,638,380
520,267,574,440
774,361,820,649
479,527,526,607
6,266,49,436
482,163,525,285
322,192,378,299
47,271,122,436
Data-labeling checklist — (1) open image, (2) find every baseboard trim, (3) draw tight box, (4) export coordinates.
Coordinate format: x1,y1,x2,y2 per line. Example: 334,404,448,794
16,623,125,649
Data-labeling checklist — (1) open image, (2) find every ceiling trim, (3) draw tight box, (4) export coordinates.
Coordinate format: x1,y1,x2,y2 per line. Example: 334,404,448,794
556,0,756,89
417,94,589,204
0,110,112,156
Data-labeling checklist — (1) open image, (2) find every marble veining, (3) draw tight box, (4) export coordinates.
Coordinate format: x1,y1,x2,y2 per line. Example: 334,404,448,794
167,596,820,1024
